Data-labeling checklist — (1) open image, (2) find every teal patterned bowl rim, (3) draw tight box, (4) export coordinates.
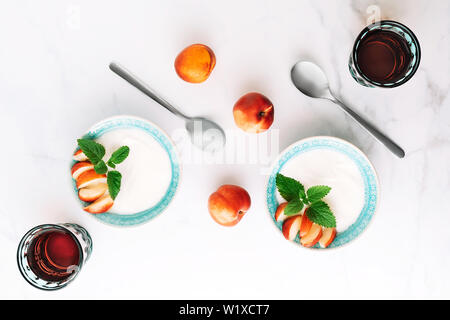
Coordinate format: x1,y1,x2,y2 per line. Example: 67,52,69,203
266,136,379,249
71,115,181,227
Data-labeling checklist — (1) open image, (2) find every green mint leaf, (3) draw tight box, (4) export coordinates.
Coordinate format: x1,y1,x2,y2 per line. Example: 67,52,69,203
300,188,308,204
284,199,304,216
108,146,130,166
94,160,108,174
77,139,105,165
307,185,332,203
276,173,305,202
107,171,122,200
306,201,336,228
107,160,116,169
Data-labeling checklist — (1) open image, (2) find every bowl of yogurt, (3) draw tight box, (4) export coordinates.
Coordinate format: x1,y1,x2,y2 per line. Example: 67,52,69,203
71,115,181,227
266,136,379,249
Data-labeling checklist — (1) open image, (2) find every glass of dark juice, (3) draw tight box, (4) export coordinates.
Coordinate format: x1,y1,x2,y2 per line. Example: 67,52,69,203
17,223,92,290
349,20,421,88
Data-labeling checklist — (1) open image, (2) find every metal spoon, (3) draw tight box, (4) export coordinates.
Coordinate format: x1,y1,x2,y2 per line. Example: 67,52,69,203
109,62,226,153
290,61,405,158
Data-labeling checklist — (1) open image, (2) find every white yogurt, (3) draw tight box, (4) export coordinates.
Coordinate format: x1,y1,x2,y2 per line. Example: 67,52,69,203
96,128,172,215
279,149,364,232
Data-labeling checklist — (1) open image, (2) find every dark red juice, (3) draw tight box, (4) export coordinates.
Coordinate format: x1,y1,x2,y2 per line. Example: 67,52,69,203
26,230,81,282
356,29,412,84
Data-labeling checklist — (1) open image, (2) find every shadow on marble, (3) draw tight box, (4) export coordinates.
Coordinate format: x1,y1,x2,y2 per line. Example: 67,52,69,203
280,102,376,158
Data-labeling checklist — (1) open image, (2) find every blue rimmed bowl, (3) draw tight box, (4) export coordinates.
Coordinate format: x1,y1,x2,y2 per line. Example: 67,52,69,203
71,115,181,227
266,136,379,249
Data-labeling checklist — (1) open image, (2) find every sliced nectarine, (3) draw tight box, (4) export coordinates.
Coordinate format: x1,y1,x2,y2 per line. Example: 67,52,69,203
299,209,313,237
282,215,302,241
73,149,88,161
76,169,107,189
71,161,94,179
319,228,337,248
275,202,289,222
84,194,114,214
78,183,108,202
300,223,322,248
174,44,216,83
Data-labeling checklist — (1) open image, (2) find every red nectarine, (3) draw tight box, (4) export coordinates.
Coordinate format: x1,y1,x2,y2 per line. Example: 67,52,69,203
208,185,251,227
174,44,216,83
233,92,274,133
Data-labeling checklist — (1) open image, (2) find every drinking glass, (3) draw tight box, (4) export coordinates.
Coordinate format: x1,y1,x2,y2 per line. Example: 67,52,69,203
17,223,92,290
349,20,421,88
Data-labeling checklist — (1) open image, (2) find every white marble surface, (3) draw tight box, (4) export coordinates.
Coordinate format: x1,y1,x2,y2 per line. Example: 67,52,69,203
1,0,449,299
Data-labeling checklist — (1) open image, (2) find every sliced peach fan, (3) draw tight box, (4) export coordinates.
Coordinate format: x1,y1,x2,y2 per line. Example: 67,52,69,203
78,183,108,202
282,215,302,241
319,227,337,248
275,202,289,222
299,209,313,237
73,149,88,161
84,194,114,214
76,169,107,189
300,223,322,248
279,208,337,248
275,202,305,223
71,161,94,179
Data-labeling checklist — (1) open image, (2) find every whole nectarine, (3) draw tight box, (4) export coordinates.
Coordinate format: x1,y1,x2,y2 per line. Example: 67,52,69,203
208,185,251,227
233,92,274,133
174,44,216,83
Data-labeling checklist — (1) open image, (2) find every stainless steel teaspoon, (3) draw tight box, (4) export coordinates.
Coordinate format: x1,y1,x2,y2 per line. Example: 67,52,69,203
109,62,226,153
290,61,405,158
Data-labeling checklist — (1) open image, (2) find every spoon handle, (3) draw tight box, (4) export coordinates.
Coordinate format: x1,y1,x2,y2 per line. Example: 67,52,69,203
333,99,405,158
109,62,190,120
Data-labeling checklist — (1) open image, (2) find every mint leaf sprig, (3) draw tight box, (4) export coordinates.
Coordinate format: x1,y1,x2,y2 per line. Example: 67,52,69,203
107,146,130,169
106,170,122,200
77,139,129,200
276,173,336,228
